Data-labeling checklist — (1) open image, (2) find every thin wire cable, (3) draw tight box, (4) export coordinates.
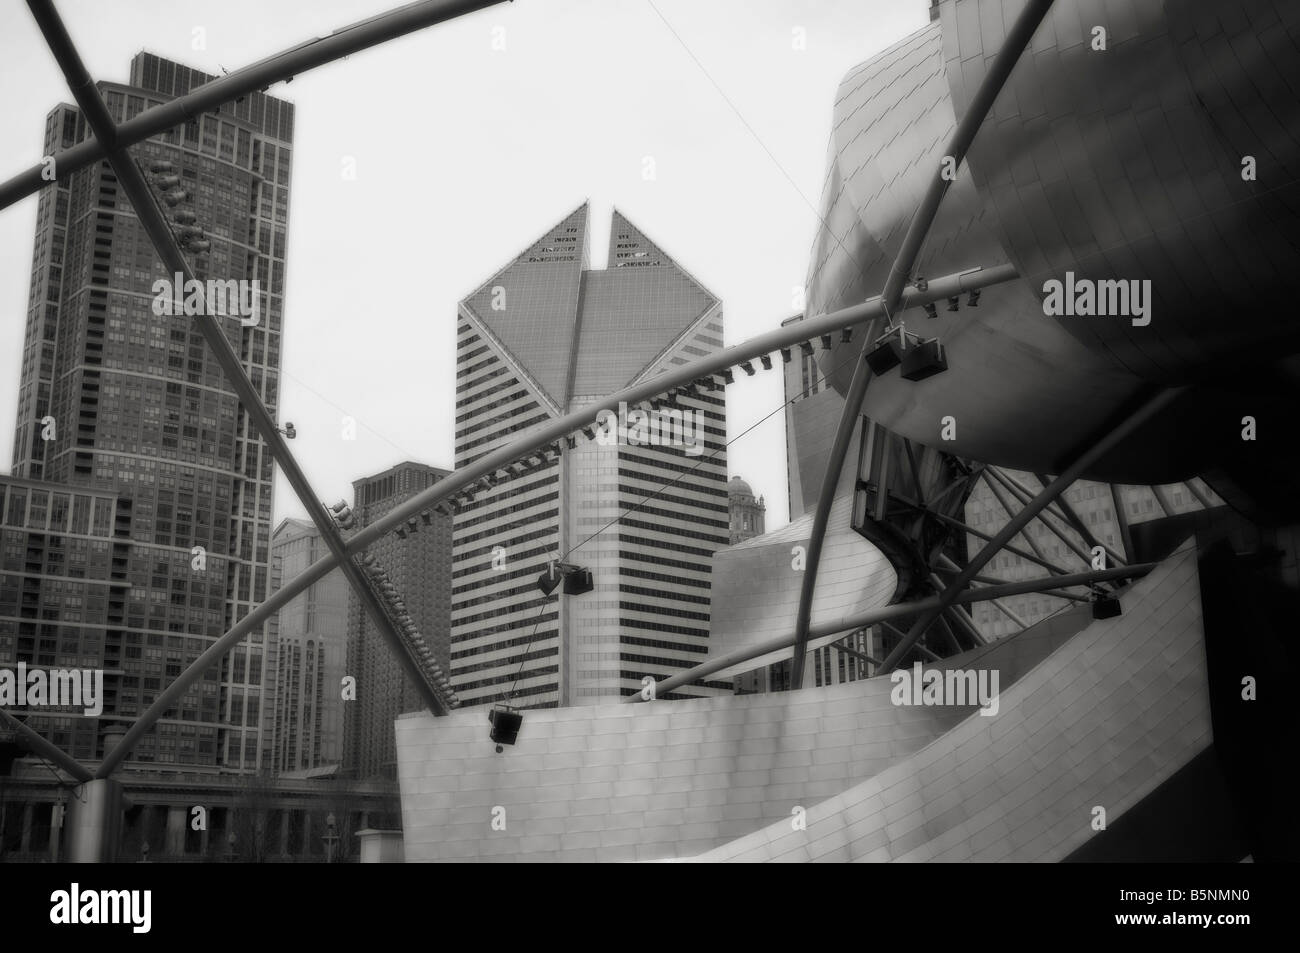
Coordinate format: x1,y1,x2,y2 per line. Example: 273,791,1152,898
644,0,873,281
503,598,554,703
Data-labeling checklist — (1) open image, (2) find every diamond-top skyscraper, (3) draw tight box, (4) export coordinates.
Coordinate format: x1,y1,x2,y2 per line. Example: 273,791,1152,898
451,203,732,708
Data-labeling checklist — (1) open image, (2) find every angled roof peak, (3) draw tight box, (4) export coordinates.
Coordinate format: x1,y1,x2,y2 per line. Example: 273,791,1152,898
460,203,591,407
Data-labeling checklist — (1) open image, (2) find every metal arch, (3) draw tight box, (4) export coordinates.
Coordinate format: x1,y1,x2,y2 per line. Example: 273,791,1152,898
0,0,509,211
787,0,1058,689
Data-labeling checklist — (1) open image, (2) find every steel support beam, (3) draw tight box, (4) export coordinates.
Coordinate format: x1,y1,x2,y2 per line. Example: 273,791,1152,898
922,505,1073,577
0,709,93,782
979,469,1063,566
876,387,1183,674
1,0,508,211
788,0,1057,688
1028,470,1127,566
935,554,1029,630
626,561,1155,702
928,572,987,646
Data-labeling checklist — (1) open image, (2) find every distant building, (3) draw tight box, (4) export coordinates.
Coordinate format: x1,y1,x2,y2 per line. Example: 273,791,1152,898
343,463,452,779
727,477,766,544
451,202,731,707
4,52,295,772
961,475,1219,639
265,518,348,774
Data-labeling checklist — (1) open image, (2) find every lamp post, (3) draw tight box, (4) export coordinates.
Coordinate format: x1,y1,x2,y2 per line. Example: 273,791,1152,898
322,812,339,864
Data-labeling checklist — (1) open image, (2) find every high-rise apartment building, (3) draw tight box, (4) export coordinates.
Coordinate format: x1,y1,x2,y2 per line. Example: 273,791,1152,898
343,462,453,779
3,53,293,771
451,203,731,708
265,518,348,774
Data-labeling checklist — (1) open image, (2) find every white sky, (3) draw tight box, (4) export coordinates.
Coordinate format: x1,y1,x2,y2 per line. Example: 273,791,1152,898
0,0,928,531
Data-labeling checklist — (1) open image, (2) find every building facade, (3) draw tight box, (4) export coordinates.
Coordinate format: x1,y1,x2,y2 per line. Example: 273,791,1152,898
727,476,766,545
343,462,452,779
265,518,348,774
961,475,1220,640
4,53,293,772
451,203,731,708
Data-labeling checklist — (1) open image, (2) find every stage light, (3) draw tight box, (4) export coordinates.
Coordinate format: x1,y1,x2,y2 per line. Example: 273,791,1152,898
537,560,563,596
841,327,853,343
922,302,939,320
488,706,523,750
865,326,908,375
1091,589,1122,619
900,337,947,381
760,354,773,370
740,361,755,376
563,567,595,595
947,296,960,312
966,289,981,307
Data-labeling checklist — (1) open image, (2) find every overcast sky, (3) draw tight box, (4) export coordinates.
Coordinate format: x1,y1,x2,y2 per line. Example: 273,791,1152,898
0,0,928,531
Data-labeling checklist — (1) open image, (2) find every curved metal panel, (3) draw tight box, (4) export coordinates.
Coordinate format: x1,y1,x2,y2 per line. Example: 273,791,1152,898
706,493,897,679
807,1,1300,483
944,0,1300,381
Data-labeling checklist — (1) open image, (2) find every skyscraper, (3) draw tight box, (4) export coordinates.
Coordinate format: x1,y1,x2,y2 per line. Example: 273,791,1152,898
451,203,731,708
265,518,348,774
343,462,453,779
4,53,293,771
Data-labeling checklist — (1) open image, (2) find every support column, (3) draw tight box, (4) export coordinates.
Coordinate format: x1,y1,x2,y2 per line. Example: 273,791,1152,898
64,779,123,863
19,803,33,853
165,805,186,857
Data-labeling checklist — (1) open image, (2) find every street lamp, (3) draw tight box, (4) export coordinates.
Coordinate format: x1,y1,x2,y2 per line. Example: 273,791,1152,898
322,812,339,864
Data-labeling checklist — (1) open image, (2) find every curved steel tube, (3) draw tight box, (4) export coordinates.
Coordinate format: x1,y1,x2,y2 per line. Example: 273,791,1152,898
788,0,1057,688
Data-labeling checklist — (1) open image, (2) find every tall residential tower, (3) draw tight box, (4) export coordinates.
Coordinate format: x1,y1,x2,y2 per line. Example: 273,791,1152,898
3,53,292,770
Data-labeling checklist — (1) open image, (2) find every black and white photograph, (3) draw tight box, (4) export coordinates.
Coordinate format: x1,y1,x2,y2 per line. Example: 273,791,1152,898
0,0,1293,931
